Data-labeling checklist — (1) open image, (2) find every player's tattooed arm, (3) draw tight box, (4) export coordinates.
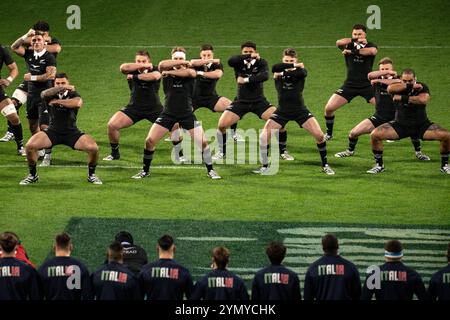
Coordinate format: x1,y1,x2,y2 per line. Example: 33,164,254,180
41,86,67,99
11,29,35,56
24,66,56,82
407,93,430,105
120,63,153,74
49,97,82,109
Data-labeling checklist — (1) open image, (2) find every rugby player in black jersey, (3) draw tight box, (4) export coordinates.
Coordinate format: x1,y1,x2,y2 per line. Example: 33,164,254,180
190,44,243,142
253,48,335,175
3,21,61,163
334,58,430,161
19,73,102,185
132,47,221,180
11,30,56,140
368,69,450,174
0,43,23,155
213,41,294,162
324,24,377,141
103,50,164,161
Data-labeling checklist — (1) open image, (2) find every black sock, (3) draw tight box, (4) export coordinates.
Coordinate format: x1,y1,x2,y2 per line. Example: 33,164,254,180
143,149,154,172
230,123,237,134
29,164,37,176
217,131,227,154
110,143,119,155
373,150,383,166
441,152,449,167
411,138,421,152
172,140,183,157
348,137,358,152
325,116,335,136
279,131,287,154
7,120,13,133
88,164,96,176
9,123,23,149
317,142,328,167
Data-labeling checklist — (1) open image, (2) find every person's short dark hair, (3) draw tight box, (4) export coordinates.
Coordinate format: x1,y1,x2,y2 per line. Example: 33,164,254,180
158,234,174,251
352,24,367,32
55,73,69,80
322,234,339,254
55,232,71,250
33,31,45,38
378,57,393,65
0,232,18,253
115,231,134,244
266,241,286,265
241,41,256,50
200,44,214,51
385,240,403,255
108,241,124,262
401,68,416,78
213,246,230,269
136,50,150,59
33,20,50,32
283,48,297,58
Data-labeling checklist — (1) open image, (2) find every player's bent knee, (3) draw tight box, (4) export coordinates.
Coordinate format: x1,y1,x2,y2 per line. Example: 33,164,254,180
1,104,17,118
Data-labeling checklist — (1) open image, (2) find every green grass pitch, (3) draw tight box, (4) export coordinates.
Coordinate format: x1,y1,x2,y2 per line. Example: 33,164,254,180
0,0,449,283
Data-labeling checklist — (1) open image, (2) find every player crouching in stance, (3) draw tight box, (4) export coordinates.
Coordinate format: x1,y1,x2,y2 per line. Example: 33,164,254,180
104,50,164,161
335,58,430,160
19,73,102,185
131,47,221,180
253,48,335,175
367,69,450,174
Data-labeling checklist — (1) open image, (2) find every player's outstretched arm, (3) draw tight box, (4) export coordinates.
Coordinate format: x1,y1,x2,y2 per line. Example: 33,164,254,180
49,97,83,109
127,71,161,82
336,38,352,49
190,59,220,67
162,68,196,78
158,60,190,71
197,69,223,79
228,55,250,67
368,70,397,80
120,63,153,74
358,46,377,56
11,29,35,56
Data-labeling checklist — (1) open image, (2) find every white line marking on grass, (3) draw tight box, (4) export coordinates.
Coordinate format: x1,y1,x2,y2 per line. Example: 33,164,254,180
178,237,257,241
63,44,450,49
0,164,204,170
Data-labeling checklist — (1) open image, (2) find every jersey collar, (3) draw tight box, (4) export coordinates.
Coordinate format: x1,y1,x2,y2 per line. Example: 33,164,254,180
33,49,47,59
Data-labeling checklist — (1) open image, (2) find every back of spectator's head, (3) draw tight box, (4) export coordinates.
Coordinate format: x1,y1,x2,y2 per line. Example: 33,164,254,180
115,231,134,245
266,241,286,265
157,234,175,252
107,241,124,262
54,232,72,252
0,232,18,254
322,234,339,255
212,246,230,269
384,240,403,260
